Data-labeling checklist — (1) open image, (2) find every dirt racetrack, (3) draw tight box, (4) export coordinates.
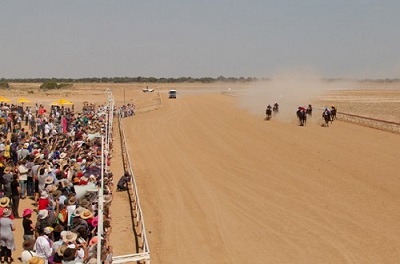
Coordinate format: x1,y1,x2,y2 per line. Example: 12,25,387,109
125,91,400,263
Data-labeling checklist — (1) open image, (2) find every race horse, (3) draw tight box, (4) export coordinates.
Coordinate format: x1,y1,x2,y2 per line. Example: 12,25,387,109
273,103,279,116
322,111,331,127
265,108,272,120
330,107,337,121
297,109,307,126
306,105,312,117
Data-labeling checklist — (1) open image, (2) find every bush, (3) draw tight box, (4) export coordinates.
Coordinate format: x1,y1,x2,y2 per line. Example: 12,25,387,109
40,82,72,90
0,82,10,89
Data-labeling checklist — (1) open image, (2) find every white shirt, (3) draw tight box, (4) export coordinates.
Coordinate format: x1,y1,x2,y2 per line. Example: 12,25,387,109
34,235,53,263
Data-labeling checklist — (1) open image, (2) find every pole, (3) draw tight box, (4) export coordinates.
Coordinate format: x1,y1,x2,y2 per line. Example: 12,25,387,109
97,135,104,263
124,88,126,106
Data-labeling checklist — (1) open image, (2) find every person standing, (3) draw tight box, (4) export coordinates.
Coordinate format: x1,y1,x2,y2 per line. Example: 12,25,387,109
34,226,53,264
22,208,35,240
0,208,16,264
10,173,21,218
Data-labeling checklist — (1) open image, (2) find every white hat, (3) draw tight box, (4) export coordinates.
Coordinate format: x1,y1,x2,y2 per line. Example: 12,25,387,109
38,209,49,220
40,191,49,199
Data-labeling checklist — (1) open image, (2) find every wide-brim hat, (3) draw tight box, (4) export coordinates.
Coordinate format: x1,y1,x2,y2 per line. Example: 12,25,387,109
104,195,112,204
60,152,67,159
67,196,77,206
79,198,91,209
60,179,71,188
45,176,53,185
62,231,78,243
73,206,85,217
46,184,58,193
4,167,11,174
91,216,98,227
3,208,11,217
22,208,33,217
80,209,94,220
56,244,68,256
23,239,35,250
28,256,45,264
0,197,10,208
40,191,49,199
23,143,29,149
52,190,62,200
38,209,49,220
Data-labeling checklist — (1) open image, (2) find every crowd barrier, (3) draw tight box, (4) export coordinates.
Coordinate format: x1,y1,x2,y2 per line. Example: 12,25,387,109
335,112,400,134
112,110,150,263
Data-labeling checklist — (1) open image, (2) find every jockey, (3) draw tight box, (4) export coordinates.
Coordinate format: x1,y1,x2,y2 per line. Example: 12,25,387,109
323,107,331,116
267,104,272,110
298,106,305,112
274,103,279,108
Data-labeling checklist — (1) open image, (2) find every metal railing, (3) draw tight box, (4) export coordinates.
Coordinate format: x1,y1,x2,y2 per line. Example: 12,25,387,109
112,110,150,264
336,111,400,134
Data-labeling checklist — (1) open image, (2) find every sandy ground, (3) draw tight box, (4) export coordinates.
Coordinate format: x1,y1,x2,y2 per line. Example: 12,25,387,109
7,82,400,263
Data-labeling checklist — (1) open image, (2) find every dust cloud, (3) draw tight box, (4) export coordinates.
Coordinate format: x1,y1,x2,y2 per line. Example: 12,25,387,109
238,73,354,122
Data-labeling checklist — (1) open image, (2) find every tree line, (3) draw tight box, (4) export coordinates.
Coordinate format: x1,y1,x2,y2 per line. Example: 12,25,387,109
0,76,261,84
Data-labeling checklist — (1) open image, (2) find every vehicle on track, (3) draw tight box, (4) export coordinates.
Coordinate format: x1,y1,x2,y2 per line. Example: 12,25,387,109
168,90,177,99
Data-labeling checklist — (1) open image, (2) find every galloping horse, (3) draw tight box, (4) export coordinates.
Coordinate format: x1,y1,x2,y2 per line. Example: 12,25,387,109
330,106,337,121
273,103,279,116
306,105,312,116
322,110,331,127
297,108,307,126
265,108,272,120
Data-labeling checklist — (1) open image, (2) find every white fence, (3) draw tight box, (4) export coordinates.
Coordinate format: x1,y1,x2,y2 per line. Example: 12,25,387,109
112,110,151,263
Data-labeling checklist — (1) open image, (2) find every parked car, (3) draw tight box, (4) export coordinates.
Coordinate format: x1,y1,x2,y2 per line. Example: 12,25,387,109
168,90,177,99
142,86,154,92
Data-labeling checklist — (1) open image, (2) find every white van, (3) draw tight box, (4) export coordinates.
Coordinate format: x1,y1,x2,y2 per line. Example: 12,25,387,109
168,90,177,99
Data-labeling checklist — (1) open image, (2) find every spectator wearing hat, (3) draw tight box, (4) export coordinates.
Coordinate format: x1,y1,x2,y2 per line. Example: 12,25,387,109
51,225,65,253
21,239,37,264
34,210,55,239
0,197,12,219
65,196,77,230
17,143,30,161
0,208,16,264
2,167,13,198
10,173,21,218
25,155,35,198
38,191,50,211
28,256,45,264
22,208,35,240
18,160,29,199
52,244,67,264
33,227,53,264
70,207,88,234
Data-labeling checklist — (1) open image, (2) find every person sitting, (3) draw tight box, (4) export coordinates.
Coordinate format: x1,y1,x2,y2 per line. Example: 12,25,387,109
117,173,131,191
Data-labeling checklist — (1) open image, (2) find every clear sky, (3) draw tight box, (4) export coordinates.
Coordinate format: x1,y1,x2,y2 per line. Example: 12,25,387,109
1,0,399,79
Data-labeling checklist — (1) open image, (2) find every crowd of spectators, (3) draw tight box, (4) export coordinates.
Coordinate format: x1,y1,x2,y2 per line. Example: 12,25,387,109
118,104,135,118
0,101,114,264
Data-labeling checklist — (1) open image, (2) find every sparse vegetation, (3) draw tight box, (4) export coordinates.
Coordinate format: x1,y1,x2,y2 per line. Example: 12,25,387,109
39,81,73,90
0,82,10,89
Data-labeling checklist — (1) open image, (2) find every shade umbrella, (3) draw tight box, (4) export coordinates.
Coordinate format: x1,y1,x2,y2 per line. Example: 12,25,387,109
51,99,74,106
17,98,31,104
0,96,11,103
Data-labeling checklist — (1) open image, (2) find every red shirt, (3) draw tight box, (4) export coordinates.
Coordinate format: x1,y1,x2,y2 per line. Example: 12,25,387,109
38,198,49,210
